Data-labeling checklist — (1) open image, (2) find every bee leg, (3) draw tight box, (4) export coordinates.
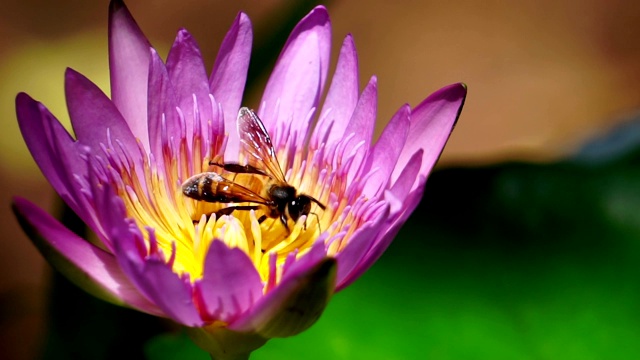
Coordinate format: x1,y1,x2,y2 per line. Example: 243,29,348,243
257,214,267,223
311,212,322,234
192,213,212,225
214,205,260,218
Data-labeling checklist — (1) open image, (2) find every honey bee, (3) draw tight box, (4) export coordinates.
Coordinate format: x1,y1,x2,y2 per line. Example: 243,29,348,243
182,107,326,233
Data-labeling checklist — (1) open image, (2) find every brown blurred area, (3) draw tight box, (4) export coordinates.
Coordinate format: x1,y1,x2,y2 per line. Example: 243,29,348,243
1,0,639,359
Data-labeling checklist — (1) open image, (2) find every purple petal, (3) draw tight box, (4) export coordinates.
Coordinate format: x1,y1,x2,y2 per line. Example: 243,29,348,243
16,93,82,208
343,76,377,183
166,29,213,142
209,12,253,160
347,184,426,289
393,83,467,188
335,204,389,290
12,197,163,316
311,34,359,148
342,173,427,291
65,68,141,163
259,6,331,147
230,243,335,338
15,93,108,238
98,186,203,326
108,0,151,150
389,149,423,215
361,104,410,198
147,49,180,161
198,241,263,323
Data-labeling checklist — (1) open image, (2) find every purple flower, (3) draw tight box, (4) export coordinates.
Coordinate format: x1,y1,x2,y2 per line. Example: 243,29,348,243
13,0,466,357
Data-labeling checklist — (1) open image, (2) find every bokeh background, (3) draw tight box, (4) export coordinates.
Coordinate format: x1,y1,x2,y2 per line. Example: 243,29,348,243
2,0,640,359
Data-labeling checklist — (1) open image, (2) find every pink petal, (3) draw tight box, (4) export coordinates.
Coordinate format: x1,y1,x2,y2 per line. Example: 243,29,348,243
311,34,359,148
343,183,426,290
108,0,151,150
393,83,467,189
342,76,377,183
361,104,410,198
97,186,203,326
389,149,423,215
15,93,106,237
147,49,180,161
259,6,331,148
230,243,335,338
166,29,213,143
65,68,141,164
209,12,253,160
335,203,389,291
16,93,82,208
12,197,163,317
198,240,263,323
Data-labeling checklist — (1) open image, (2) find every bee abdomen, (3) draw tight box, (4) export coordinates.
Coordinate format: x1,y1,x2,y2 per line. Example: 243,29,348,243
182,172,234,203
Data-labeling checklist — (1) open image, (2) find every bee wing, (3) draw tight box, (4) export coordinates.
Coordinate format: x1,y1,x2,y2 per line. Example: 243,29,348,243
237,107,287,183
182,172,269,204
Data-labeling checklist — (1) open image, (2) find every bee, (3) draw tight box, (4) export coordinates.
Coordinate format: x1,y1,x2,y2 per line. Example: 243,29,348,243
182,107,326,233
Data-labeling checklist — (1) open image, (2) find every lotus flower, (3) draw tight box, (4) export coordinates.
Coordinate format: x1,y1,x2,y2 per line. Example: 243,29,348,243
13,0,466,358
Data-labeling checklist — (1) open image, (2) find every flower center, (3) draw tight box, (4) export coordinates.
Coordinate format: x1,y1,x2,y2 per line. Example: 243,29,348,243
102,104,370,288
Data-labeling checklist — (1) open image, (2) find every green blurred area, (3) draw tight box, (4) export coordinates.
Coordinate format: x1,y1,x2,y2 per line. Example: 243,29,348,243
43,141,640,359
251,155,640,359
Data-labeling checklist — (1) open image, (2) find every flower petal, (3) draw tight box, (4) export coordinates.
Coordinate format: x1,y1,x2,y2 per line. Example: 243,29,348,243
198,240,263,323
389,149,423,214
12,197,163,316
108,0,151,150
311,34,359,148
15,93,108,237
147,49,180,161
209,12,253,160
16,93,82,208
230,245,335,338
259,6,330,148
342,76,377,183
65,68,141,163
335,203,389,290
166,29,213,143
393,83,467,188
361,104,410,198
98,186,203,326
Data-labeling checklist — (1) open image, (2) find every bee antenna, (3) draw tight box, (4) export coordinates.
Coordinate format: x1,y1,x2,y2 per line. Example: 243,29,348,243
309,196,326,210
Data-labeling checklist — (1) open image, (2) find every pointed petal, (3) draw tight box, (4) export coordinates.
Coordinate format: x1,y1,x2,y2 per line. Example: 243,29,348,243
147,49,180,160
16,93,82,206
230,245,335,338
389,149,423,214
361,104,410,198
312,34,359,148
166,29,213,141
108,0,151,149
12,197,163,316
259,6,331,146
348,184,425,289
342,175,427,291
393,83,467,188
98,186,203,326
343,76,377,183
210,12,253,159
199,241,263,323
65,68,141,162
335,204,389,290
15,93,107,236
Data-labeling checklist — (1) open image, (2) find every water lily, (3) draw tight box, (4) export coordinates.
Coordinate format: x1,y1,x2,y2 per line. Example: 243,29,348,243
13,0,466,358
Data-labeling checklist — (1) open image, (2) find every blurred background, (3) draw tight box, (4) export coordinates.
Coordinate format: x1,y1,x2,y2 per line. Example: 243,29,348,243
2,0,640,359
